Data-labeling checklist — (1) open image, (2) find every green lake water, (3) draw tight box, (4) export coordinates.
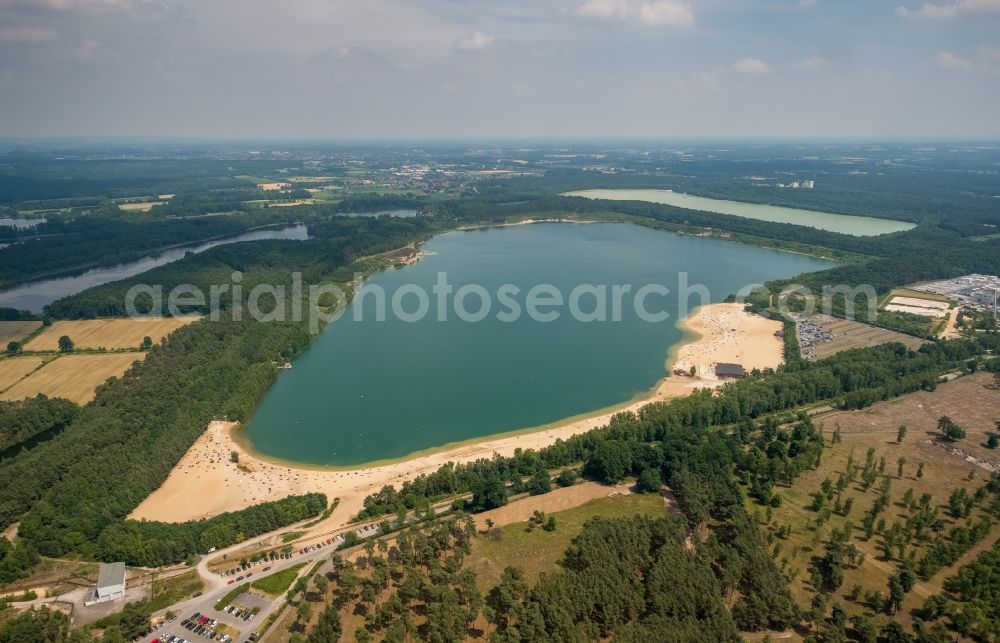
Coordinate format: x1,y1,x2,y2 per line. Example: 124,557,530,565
243,223,834,466
563,189,915,236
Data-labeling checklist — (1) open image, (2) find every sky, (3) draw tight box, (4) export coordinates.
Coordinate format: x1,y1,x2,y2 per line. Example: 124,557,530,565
0,0,998,139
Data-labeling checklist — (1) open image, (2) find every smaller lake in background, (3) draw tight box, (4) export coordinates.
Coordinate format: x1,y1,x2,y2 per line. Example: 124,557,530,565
338,210,418,218
564,189,915,236
0,225,309,312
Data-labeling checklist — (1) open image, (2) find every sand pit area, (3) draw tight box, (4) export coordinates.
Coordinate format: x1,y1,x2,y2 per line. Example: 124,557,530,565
130,303,782,528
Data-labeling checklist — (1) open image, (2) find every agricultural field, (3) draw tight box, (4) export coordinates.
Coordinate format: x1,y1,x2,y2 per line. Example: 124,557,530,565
0,320,41,346
797,314,927,360
0,356,47,393
0,353,141,404
760,372,1000,632
24,317,197,352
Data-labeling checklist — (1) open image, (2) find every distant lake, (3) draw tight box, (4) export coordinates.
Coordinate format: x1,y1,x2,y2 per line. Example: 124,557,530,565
564,189,915,236
243,222,835,466
339,209,418,218
0,225,309,313
0,218,45,229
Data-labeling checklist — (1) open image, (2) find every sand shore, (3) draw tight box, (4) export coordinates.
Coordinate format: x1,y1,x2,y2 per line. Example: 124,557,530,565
129,303,782,528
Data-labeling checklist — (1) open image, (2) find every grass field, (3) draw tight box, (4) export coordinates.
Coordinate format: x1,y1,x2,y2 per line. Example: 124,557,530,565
149,571,204,612
24,317,197,352
250,563,306,596
0,321,41,347
0,356,47,393
0,353,141,404
464,491,667,590
761,372,1000,631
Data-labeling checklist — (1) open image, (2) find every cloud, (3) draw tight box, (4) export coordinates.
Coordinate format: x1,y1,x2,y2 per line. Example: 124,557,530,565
578,0,694,27
978,45,1000,72
454,31,495,52
732,57,772,74
895,0,1000,18
936,51,973,69
0,25,58,42
0,0,165,8
792,56,829,71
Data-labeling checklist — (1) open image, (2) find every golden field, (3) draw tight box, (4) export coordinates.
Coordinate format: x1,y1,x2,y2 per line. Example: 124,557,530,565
0,356,47,393
0,353,141,404
24,317,197,351
0,320,41,346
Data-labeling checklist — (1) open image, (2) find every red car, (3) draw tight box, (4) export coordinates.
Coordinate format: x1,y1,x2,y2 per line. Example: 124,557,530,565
227,579,235,585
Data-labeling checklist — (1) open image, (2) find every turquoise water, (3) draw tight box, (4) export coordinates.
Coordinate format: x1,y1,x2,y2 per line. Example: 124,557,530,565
563,189,915,236
243,223,834,466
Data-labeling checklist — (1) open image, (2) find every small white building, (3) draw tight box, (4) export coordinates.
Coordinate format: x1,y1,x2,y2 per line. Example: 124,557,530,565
85,562,126,605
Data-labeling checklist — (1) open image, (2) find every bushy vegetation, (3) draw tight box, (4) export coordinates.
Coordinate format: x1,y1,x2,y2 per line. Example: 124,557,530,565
0,396,78,454
922,537,1000,641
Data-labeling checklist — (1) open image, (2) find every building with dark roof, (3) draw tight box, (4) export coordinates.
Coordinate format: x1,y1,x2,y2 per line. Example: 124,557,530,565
715,363,747,378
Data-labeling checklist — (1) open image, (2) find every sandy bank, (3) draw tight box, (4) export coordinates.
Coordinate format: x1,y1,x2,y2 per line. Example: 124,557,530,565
129,303,782,527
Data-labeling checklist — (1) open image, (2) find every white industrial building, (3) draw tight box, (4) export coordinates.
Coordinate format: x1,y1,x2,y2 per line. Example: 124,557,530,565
85,562,126,605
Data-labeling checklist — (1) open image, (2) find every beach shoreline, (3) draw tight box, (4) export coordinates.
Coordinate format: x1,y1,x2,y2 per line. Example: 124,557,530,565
129,302,783,526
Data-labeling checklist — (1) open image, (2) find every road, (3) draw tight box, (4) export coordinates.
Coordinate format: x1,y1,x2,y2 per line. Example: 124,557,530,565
142,504,448,643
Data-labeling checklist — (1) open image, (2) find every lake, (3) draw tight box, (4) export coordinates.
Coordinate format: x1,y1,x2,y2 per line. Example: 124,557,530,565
563,189,915,236
243,222,835,466
0,225,309,312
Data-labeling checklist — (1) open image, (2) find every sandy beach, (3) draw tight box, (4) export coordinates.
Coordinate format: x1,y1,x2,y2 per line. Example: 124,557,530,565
129,302,782,529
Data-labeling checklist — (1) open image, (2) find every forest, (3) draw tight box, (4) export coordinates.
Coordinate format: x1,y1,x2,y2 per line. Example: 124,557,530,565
0,396,78,455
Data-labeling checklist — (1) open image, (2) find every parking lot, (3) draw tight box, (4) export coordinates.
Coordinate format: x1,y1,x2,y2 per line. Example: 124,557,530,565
147,610,257,643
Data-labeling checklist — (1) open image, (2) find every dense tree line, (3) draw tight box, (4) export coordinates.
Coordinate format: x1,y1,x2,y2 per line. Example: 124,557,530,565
0,536,39,585
96,493,327,567
921,535,1000,641
0,396,78,455
489,515,740,641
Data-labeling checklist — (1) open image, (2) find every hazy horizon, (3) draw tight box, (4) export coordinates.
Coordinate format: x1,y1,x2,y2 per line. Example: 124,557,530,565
1,0,999,139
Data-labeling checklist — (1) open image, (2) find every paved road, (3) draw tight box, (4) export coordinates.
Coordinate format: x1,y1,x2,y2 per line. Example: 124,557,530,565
141,510,431,643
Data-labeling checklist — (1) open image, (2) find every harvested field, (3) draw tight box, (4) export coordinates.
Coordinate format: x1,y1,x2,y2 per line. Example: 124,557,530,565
796,314,926,360
0,320,41,346
0,356,47,392
0,353,141,404
24,317,196,351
